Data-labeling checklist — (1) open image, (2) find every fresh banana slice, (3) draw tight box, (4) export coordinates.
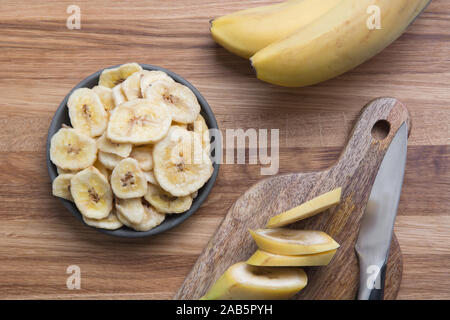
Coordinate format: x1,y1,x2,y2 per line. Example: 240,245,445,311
93,159,110,180
70,166,113,219
82,210,123,230
140,71,174,97
135,200,166,231
153,126,213,197
115,197,145,225
247,249,337,267
99,62,142,88
67,88,108,137
144,80,200,124
92,85,115,114
201,262,307,300
52,174,74,201
107,99,172,144
110,158,147,199
112,84,127,106
249,229,340,255
130,145,153,171
98,151,125,170
121,70,150,101
144,183,193,214
50,128,97,171
266,188,342,228
142,171,157,185
187,114,210,152
97,132,132,158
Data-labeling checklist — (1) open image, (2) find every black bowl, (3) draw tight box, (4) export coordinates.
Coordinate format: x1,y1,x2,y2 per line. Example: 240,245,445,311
46,64,220,238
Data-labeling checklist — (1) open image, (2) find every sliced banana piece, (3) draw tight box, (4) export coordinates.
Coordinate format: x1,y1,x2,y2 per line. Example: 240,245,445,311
97,132,132,158
98,151,125,170
201,262,307,300
110,158,147,199
67,88,108,137
144,183,193,214
115,197,145,225
107,99,172,144
121,70,150,101
249,229,340,255
140,70,174,97
93,159,110,180
188,114,210,153
135,200,166,231
82,210,123,230
52,174,74,201
247,249,337,267
56,166,78,175
99,63,142,88
115,207,134,229
191,190,198,199
142,171,157,185
153,126,213,197
70,166,113,219
130,145,153,171
172,122,188,129
266,188,342,228
145,80,200,124
50,128,97,171
92,85,115,114
116,199,165,231
112,84,127,107
117,198,166,231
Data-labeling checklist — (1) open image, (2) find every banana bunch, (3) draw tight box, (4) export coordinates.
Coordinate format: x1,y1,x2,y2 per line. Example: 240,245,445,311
50,63,214,232
211,0,430,87
202,188,342,300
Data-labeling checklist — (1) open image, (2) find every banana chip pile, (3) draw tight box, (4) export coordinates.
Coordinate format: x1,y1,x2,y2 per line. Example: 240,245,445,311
51,63,213,232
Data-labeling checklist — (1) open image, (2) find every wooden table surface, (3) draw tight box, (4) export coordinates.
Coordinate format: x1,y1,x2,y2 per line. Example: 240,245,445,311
0,0,448,300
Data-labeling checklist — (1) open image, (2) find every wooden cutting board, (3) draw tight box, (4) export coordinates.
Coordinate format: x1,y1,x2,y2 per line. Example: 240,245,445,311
0,0,447,300
175,97,409,300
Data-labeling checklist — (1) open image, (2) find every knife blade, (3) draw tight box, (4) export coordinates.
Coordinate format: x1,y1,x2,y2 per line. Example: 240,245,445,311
355,122,408,300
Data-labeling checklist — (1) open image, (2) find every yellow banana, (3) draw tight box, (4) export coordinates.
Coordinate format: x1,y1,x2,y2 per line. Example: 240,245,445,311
249,229,340,255
211,0,343,58
266,188,341,228
201,262,307,300
247,249,337,267
251,0,431,87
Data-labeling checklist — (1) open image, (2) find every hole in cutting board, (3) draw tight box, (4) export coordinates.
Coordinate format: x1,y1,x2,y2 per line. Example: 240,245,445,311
371,120,390,140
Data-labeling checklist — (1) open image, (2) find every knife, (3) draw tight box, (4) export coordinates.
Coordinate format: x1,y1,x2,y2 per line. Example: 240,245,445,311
355,122,408,300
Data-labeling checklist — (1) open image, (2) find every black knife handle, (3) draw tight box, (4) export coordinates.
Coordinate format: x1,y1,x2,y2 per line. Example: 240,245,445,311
368,263,387,300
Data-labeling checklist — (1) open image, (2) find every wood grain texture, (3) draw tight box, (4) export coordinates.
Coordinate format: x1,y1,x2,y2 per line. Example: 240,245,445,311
175,98,408,300
0,0,449,300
